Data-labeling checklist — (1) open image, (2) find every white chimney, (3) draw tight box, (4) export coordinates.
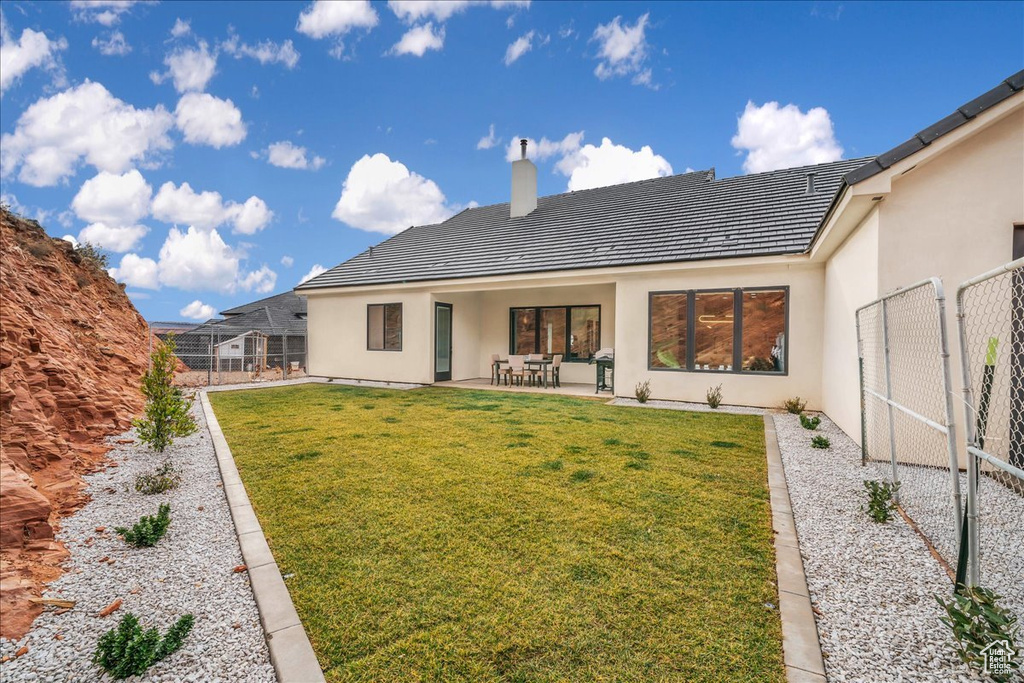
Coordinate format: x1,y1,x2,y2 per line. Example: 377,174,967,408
510,138,537,218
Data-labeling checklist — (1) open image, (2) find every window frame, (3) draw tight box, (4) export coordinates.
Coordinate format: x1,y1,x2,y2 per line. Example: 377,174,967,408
366,302,403,352
647,286,789,376
508,304,601,362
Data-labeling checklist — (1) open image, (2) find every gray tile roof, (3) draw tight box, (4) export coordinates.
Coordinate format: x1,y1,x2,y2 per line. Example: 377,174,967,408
221,290,306,317
297,158,871,290
844,70,1023,185
186,305,306,337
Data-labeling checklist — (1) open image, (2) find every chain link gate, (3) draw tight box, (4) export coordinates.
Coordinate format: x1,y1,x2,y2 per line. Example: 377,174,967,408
956,257,1024,620
856,278,962,570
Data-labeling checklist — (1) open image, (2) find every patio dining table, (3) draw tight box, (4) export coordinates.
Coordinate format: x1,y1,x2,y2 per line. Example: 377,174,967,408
492,357,553,388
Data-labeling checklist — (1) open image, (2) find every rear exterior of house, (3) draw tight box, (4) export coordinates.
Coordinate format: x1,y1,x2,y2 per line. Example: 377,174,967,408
298,72,1023,443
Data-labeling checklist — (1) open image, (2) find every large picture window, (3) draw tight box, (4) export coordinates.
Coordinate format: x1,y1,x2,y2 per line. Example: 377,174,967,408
367,303,402,351
648,288,788,374
510,305,600,361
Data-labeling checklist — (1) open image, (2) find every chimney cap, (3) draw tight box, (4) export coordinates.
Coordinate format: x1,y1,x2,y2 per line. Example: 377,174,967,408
520,138,528,160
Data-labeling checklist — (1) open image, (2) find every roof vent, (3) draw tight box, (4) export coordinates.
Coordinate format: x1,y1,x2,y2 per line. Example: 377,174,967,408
511,139,537,218
805,172,817,194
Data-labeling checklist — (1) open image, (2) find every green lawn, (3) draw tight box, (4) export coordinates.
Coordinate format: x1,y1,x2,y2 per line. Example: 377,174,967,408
209,385,783,682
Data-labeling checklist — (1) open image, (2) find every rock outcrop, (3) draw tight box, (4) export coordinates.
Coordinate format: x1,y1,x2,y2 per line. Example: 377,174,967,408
1,209,152,639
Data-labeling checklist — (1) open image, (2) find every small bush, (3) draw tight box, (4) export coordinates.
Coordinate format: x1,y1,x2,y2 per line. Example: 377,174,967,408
783,397,807,414
74,241,110,269
706,384,723,409
134,335,197,453
810,435,830,449
116,504,171,548
863,480,899,523
93,612,194,679
26,240,54,259
634,380,652,403
134,461,181,495
800,414,821,430
936,586,1020,682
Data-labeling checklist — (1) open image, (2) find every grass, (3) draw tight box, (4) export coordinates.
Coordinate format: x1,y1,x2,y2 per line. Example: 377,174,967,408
210,385,783,682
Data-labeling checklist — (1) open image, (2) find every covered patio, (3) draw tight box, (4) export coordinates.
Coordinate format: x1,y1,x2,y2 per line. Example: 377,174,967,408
433,377,602,397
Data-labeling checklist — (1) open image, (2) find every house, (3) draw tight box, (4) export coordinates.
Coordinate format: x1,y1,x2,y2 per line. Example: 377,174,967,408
297,71,1023,443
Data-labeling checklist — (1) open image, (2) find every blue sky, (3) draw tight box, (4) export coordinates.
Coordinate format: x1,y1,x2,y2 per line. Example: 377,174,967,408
1,1,1021,322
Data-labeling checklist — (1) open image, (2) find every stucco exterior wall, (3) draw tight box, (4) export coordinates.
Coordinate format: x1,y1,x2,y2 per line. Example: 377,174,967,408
614,262,825,408
433,291,481,381
820,207,879,441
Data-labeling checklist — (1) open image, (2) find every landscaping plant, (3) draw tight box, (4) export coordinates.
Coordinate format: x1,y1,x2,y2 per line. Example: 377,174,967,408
810,435,830,449
935,586,1019,682
706,384,723,409
93,612,194,680
863,480,900,523
134,335,197,453
134,461,181,495
116,504,171,548
800,414,821,430
782,397,807,414
634,380,652,403
73,241,109,269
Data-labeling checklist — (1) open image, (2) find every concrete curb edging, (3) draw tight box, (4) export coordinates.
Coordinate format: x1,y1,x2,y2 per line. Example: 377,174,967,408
200,391,326,683
764,414,828,683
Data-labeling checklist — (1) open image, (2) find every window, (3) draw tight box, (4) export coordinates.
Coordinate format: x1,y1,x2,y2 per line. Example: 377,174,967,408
648,287,788,374
509,305,601,361
367,303,402,351
1014,224,1024,260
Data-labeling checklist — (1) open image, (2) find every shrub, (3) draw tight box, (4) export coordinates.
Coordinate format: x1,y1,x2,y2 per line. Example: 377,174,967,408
810,435,830,449
783,397,807,414
116,504,171,548
706,384,723,409
93,612,194,679
134,461,181,495
800,414,821,430
25,240,54,259
634,380,652,403
936,586,1019,682
134,335,197,453
74,241,110,269
746,356,775,371
863,480,900,523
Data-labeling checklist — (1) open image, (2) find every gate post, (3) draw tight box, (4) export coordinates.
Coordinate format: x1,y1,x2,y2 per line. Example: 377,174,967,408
881,299,901,501
931,278,963,543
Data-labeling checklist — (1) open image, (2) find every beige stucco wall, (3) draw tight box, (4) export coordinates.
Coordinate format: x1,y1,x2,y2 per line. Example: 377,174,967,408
433,291,481,382
614,261,825,408
820,207,879,440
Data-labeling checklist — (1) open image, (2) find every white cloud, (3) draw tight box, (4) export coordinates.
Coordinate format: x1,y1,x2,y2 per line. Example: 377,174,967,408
151,180,272,234
0,81,174,186
388,1,527,22
109,252,158,289
91,30,131,56
174,92,246,148
156,225,275,294
62,234,78,247
389,23,444,57
731,100,843,174
71,169,151,226
298,263,326,284
170,18,191,38
151,40,216,93
0,19,68,95
265,140,325,170
78,222,148,252
555,137,672,191
591,13,654,87
296,0,377,57
180,299,216,320
476,123,500,150
70,1,140,26
280,255,294,267
222,31,300,69
503,30,534,65
504,131,583,162
332,153,455,235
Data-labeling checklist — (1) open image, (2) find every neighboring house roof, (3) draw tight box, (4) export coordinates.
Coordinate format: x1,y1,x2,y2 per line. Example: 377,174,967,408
221,290,306,317
185,304,307,337
149,321,200,335
843,70,1024,185
298,158,869,290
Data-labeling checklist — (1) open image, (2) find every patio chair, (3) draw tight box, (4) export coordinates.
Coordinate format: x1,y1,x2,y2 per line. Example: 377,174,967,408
524,354,542,386
490,353,502,385
551,354,562,388
505,355,526,386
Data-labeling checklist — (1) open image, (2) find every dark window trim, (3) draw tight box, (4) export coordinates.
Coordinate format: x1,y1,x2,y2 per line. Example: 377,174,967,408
367,302,403,352
1014,224,1024,261
647,286,790,376
508,304,601,363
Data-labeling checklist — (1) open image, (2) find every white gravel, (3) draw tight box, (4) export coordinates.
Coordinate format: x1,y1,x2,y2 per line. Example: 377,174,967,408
609,397,765,414
0,403,276,683
773,412,1010,682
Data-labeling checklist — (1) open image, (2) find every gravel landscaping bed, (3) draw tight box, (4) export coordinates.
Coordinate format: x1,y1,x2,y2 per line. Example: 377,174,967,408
610,397,765,415
774,412,994,682
0,403,276,682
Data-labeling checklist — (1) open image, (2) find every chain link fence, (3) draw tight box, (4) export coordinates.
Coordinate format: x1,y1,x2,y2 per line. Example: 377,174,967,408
153,324,307,387
856,278,962,570
956,257,1024,619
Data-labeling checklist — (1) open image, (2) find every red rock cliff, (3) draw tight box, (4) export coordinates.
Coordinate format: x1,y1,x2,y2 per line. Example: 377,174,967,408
1,209,152,639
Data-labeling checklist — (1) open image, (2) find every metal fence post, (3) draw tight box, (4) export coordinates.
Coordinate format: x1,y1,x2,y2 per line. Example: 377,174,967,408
881,298,901,500
208,330,213,386
282,333,289,379
856,315,868,466
956,283,983,588
931,278,963,543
